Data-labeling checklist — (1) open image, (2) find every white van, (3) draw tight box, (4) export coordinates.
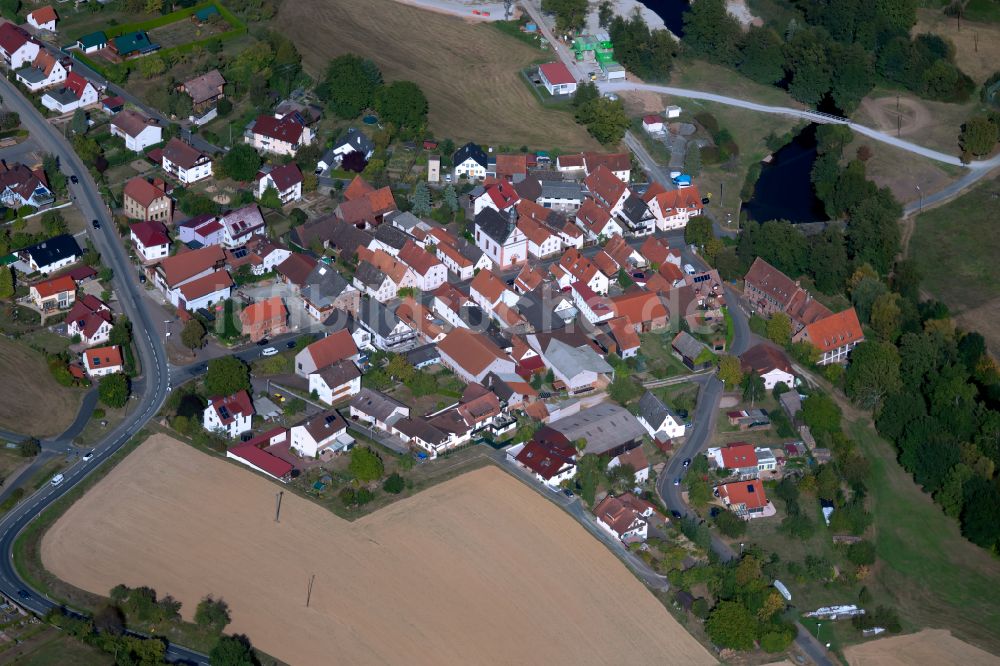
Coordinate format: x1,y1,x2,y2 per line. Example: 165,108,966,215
683,263,697,275
50,473,65,487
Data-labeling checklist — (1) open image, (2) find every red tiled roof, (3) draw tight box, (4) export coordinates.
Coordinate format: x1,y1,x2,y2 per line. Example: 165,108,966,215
84,345,122,370
302,329,358,371
178,270,233,301
718,479,768,510
228,427,293,479
800,308,863,353
611,290,667,324
593,492,655,538
239,295,287,328
162,138,207,170
29,6,58,24
495,153,528,178
608,316,640,351
583,165,628,206
592,250,619,278
124,177,168,208
208,389,254,425
584,152,630,174
275,252,317,287
258,163,302,191
720,442,757,469
515,434,575,480
576,198,613,235
538,61,575,85
470,268,508,304
64,72,91,100
130,220,169,248
158,245,225,287
398,240,441,277
32,274,75,298
252,114,305,144
343,175,376,201
437,328,509,376
642,114,663,124
0,23,32,54
740,344,792,375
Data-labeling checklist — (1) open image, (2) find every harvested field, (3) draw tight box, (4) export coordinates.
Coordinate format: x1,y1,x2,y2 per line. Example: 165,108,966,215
274,0,599,150
854,91,976,155
0,338,83,438
844,629,1000,666
42,434,715,666
913,9,1000,85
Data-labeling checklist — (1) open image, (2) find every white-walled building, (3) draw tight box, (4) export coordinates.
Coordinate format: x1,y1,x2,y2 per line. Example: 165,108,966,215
308,359,362,405
290,410,353,458
162,138,212,184
129,221,170,263
41,72,97,114
110,109,162,153
203,390,254,439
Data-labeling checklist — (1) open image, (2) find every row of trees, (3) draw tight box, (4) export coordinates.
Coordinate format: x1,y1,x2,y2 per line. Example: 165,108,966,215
683,0,972,112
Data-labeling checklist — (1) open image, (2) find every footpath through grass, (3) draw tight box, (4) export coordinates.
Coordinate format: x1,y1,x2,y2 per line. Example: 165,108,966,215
848,419,1000,654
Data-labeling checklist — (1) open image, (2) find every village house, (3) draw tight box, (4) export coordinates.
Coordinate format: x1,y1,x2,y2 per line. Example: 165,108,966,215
575,198,622,241
551,248,610,295
328,127,374,165
397,240,447,292
218,204,266,249
743,257,832,332
708,442,760,479
593,493,659,542
275,252,317,293
528,330,613,394
151,244,230,311
178,69,225,112
671,331,713,370
740,344,795,390
41,72,97,114
517,209,562,259
73,31,106,54
357,297,417,351
792,307,864,365
308,359,362,405
203,390,254,438
406,342,441,369
0,22,39,68
110,109,162,152
642,114,665,134
431,283,478,330
470,268,517,313
26,6,58,32
15,51,68,92
255,163,303,204
636,390,686,441
0,162,52,209
474,207,527,269
473,180,520,215
643,183,703,231
17,234,79,274
247,113,313,156
122,177,172,222
639,236,681,268
557,151,631,182
336,176,397,228
537,61,577,95
29,274,75,311
508,427,577,489
65,295,112,346
494,153,528,183
452,142,488,180
570,281,614,325
608,447,651,484
350,388,409,431
226,428,293,482
437,328,515,383
109,30,158,58
300,264,360,321
239,295,287,343
295,328,360,377
161,138,212,184
177,214,222,247
368,223,409,256
537,180,583,212
225,237,290,276
129,220,170,263
717,479,772,519
352,261,397,303
430,232,483,281
82,345,123,377
583,165,630,216
290,410,353,458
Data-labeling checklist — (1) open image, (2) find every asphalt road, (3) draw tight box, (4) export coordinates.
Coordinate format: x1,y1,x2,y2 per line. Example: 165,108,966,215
0,75,207,665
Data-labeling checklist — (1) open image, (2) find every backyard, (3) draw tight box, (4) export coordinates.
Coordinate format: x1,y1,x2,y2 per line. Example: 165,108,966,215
0,338,84,439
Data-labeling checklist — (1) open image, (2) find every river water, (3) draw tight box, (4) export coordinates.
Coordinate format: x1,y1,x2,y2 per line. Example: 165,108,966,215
744,124,828,224
640,0,690,36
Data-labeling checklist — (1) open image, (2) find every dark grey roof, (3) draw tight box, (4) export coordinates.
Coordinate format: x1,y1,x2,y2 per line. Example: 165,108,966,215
405,343,440,366
540,181,583,200
459,303,484,329
353,261,388,289
301,264,351,308
672,331,707,359
19,234,81,267
289,216,337,250
512,177,542,201
350,387,408,422
333,127,374,155
327,219,374,256
358,297,402,338
373,223,408,250
637,391,678,428
387,211,422,233
454,237,484,264
16,66,46,84
547,402,646,455
322,308,360,332
618,194,652,226
475,207,516,245
454,142,488,169
316,359,361,388
394,416,449,444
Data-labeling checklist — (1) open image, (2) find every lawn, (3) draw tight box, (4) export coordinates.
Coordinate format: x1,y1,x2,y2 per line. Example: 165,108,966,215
842,134,965,206
274,0,599,150
0,337,85,438
908,171,1000,352
639,331,691,379
847,419,1000,655
853,87,980,156
670,58,801,108
914,8,1000,84
0,627,108,666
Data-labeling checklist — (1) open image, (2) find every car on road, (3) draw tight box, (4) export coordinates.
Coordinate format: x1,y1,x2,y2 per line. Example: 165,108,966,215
562,488,574,498
256,338,270,346
82,450,94,462
286,340,296,349
16,589,30,600
261,347,278,357
139,274,146,283
70,175,78,184
50,473,64,487
670,510,682,519
91,219,101,229
673,477,682,486
682,458,691,468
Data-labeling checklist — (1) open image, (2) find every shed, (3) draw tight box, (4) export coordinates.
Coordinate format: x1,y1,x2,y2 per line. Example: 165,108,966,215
665,105,682,118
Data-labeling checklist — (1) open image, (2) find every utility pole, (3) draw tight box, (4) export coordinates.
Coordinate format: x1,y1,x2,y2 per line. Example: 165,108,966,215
306,573,315,607
275,490,283,522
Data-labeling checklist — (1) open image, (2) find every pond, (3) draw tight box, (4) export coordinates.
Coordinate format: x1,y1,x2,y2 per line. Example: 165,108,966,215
744,123,828,225
642,0,690,37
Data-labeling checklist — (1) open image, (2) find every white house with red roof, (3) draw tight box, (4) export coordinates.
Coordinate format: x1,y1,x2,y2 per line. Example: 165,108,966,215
29,274,75,311
571,281,614,324
82,345,123,377
203,390,254,439
593,492,658,542
642,114,665,134
397,240,447,291
15,51,67,92
791,307,864,366
717,479,773,519
129,221,170,263
26,6,58,32
41,71,97,113
508,430,577,489
162,138,212,184
246,113,312,156
537,62,577,96
110,109,162,153
643,183,703,230
469,268,517,312
0,22,40,68
516,210,561,259
551,248,610,295
708,442,760,478
473,180,520,215
226,428,293,482
66,295,112,345
583,165,630,215
575,198,622,241
255,163,303,204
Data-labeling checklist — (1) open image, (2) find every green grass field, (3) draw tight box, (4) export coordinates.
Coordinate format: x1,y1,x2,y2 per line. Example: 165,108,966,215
909,172,1000,352
0,627,108,665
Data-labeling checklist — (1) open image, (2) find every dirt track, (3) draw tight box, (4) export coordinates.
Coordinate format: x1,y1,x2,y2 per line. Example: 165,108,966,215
42,435,715,666
845,629,1000,666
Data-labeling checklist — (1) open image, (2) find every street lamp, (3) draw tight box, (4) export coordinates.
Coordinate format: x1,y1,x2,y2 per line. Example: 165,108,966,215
739,542,744,555
915,185,922,213
816,623,822,640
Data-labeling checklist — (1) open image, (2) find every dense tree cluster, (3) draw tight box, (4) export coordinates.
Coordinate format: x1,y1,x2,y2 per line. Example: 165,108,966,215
541,0,588,31
316,56,428,134
606,14,677,82
682,0,972,112
572,83,629,144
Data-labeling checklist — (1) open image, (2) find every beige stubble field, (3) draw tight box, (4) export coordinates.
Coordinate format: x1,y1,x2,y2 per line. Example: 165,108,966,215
42,435,715,665
844,629,1000,666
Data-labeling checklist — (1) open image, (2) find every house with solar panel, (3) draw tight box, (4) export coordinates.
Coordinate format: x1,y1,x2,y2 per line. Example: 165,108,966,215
203,390,254,439
110,30,159,58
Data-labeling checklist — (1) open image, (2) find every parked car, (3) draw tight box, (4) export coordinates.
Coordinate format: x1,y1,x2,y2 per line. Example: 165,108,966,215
682,458,691,468
286,340,296,349
256,338,270,346
562,488,574,498
82,450,94,462
261,347,278,357
670,510,682,519
139,274,147,284
70,175,78,184
50,473,64,487
91,219,101,229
